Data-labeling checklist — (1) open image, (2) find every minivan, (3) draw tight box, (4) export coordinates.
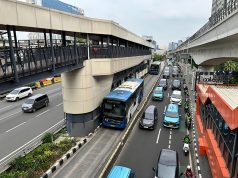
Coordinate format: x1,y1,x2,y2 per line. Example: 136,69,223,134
22,94,49,113
6,87,32,101
107,166,136,178
139,105,158,130
153,149,179,178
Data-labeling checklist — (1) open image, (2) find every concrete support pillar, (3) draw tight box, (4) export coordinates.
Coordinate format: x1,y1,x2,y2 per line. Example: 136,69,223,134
7,25,19,82
49,30,55,71
87,34,90,60
44,30,47,47
106,36,110,46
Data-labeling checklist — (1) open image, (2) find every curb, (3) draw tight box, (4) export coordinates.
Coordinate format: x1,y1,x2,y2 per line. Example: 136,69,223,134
182,62,202,178
40,125,101,178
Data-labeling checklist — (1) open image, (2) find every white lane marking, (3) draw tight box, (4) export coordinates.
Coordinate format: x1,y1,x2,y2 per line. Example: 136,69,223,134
168,144,171,149
0,119,65,164
56,103,63,107
35,109,50,118
169,134,171,140
167,93,170,98
164,106,167,113
6,122,26,132
0,110,22,121
0,105,13,111
156,128,161,144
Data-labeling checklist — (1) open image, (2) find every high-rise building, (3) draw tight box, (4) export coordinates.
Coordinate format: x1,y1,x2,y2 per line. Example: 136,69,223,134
20,0,84,16
211,0,229,14
168,42,178,51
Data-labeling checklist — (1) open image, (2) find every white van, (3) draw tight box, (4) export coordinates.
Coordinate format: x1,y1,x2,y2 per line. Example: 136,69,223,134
6,87,33,101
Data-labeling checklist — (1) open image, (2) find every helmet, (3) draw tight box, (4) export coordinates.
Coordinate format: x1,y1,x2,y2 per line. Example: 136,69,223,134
187,165,191,170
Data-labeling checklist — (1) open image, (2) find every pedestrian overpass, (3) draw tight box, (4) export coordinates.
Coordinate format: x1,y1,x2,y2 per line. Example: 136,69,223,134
0,0,155,136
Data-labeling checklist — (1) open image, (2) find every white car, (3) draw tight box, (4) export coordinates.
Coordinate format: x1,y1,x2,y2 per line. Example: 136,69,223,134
6,87,33,101
170,90,182,105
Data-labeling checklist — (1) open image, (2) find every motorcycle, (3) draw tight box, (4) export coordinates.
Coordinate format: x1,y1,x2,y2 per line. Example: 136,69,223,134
183,142,190,156
185,118,191,130
184,169,195,178
184,103,190,113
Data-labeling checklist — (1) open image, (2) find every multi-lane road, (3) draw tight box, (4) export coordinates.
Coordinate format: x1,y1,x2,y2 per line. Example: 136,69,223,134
115,69,191,178
0,83,64,169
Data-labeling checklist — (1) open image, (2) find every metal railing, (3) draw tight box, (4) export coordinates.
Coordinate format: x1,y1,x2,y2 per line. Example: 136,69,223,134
177,0,238,49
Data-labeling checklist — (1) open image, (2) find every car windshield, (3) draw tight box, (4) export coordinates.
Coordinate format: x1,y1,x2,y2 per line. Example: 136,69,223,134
10,90,19,94
103,101,125,119
25,99,35,104
154,89,162,94
171,94,181,99
166,111,178,118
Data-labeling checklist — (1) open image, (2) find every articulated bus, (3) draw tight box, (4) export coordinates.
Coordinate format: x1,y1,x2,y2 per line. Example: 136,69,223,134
149,61,161,75
102,78,144,129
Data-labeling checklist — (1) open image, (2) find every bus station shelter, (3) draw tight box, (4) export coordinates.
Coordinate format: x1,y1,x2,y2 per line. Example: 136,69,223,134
196,84,238,178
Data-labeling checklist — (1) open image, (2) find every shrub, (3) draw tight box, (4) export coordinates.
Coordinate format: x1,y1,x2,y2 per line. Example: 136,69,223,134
41,133,53,144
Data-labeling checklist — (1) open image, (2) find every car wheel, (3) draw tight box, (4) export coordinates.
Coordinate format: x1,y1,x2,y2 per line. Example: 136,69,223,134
45,102,49,107
28,93,32,97
16,97,19,101
32,108,36,113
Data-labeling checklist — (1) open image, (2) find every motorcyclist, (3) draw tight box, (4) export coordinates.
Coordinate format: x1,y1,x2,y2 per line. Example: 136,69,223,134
184,165,194,178
183,135,191,144
185,112,192,125
184,100,189,112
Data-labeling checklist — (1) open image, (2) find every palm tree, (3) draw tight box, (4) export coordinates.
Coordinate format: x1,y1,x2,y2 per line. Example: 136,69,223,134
223,60,238,71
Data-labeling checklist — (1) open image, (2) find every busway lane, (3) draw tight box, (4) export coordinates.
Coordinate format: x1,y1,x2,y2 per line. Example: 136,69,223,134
0,88,63,135
52,74,160,178
115,67,190,178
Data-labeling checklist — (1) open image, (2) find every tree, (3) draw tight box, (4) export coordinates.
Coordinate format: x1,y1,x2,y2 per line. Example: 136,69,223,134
153,53,164,61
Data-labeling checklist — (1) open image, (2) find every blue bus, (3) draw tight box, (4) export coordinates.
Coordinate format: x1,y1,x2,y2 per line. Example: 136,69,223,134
149,61,161,75
107,166,136,178
102,78,144,129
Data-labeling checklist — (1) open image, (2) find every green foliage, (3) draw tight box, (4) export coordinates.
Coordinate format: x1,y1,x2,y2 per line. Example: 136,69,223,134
0,138,74,178
215,60,238,71
41,132,53,144
153,53,164,61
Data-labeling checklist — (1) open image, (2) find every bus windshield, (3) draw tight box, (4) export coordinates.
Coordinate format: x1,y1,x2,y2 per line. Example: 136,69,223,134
103,100,125,118
150,64,159,70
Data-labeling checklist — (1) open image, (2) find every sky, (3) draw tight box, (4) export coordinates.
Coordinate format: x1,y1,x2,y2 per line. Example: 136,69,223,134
62,0,213,49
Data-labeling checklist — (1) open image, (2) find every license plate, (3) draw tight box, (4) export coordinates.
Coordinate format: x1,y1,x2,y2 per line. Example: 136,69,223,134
144,126,148,128
110,125,115,127
169,124,173,127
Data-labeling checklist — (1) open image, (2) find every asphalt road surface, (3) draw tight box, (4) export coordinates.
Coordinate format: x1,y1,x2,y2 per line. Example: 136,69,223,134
0,83,64,168
115,66,191,178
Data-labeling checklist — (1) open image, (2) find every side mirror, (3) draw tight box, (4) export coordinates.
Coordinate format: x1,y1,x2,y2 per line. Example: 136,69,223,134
152,167,156,172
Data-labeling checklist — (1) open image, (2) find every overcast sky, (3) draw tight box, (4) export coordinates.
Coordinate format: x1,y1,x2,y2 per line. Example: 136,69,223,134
63,0,212,48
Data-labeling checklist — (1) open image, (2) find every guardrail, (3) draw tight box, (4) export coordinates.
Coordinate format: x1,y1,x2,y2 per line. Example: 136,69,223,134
98,63,165,178
0,119,66,173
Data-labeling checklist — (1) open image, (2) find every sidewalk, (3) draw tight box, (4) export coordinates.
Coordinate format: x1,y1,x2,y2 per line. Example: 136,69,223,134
179,62,212,178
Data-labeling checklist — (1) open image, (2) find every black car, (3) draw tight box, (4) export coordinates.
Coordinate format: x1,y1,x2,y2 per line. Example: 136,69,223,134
172,79,181,90
22,94,49,113
153,149,179,178
139,105,158,130
158,79,168,90
163,71,170,79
